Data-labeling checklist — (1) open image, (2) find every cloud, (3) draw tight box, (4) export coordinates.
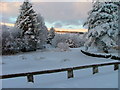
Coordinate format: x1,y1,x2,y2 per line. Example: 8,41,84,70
53,20,83,29
0,2,92,29
34,2,92,26
54,21,63,28
9,17,17,23
0,2,21,15
1,0,24,2
1,0,93,2
0,2,21,23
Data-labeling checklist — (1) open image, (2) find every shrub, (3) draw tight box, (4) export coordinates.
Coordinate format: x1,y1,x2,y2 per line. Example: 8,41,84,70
52,33,85,48
57,42,70,51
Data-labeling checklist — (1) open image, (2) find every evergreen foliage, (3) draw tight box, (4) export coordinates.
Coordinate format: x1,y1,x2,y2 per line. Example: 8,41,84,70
47,27,55,44
84,1,120,53
15,0,48,51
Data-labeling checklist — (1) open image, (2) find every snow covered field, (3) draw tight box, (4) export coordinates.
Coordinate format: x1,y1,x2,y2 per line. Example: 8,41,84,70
1,48,119,88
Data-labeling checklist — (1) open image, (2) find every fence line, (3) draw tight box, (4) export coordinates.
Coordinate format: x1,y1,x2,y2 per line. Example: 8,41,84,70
0,62,120,83
81,50,120,60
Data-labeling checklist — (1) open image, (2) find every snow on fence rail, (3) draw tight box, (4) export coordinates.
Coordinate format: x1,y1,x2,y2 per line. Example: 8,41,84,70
0,62,120,83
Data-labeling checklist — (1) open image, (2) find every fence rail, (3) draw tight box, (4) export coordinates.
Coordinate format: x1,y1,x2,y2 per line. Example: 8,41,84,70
0,62,120,83
81,50,120,60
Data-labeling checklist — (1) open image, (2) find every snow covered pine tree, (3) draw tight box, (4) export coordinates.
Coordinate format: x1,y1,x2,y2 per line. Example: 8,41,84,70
15,0,48,51
84,1,119,53
47,27,55,44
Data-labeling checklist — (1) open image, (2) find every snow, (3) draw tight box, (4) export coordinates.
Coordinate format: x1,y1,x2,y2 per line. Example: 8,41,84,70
84,2,119,52
2,68,118,88
17,16,29,28
1,48,119,88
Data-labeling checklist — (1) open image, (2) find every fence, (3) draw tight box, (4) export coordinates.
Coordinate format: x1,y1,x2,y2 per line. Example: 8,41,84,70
81,50,120,60
0,62,120,83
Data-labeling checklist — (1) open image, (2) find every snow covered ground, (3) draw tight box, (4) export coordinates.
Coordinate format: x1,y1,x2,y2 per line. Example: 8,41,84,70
1,48,119,88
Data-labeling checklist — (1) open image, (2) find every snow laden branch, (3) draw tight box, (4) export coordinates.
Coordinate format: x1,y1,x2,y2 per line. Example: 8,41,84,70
84,1,120,53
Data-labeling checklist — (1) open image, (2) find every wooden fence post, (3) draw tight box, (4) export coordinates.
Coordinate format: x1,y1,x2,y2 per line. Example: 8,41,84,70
27,74,34,83
114,64,119,71
67,68,74,79
93,66,99,74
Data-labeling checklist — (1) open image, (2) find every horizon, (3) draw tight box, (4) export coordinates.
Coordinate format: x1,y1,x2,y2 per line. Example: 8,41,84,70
0,22,88,32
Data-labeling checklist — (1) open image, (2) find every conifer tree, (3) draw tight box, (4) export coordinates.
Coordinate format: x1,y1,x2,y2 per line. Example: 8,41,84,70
47,27,55,44
84,1,119,53
15,0,38,36
15,0,48,51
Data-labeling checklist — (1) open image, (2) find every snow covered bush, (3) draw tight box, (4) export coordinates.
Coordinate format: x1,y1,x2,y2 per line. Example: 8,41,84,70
36,14,48,49
52,34,67,47
10,27,22,39
57,42,70,51
2,25,10,54
52,33,85,48
2,25,19,55
9,27,26,52
0,26,2,54
1,25,35,54
84,1,120,53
